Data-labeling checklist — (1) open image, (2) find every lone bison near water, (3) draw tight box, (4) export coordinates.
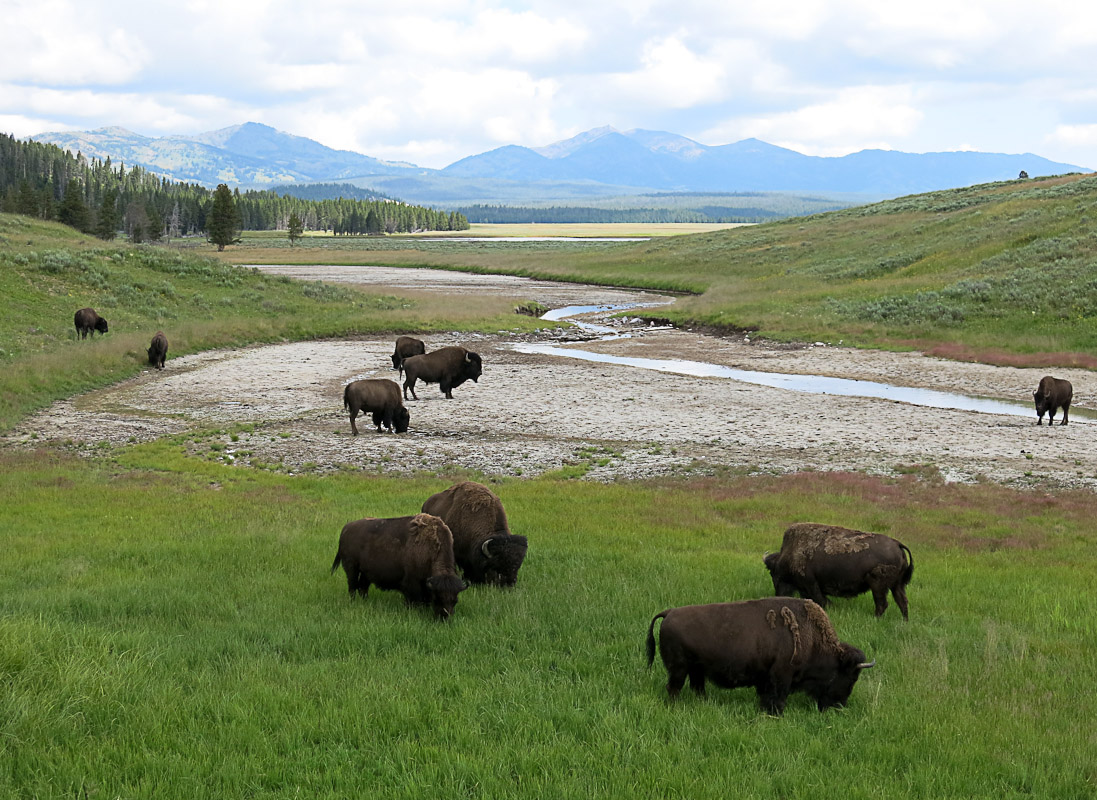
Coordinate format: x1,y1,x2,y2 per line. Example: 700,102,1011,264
1034,376,1072,426
421,481,528,587
763,523,913,619
391,336,426,375
343,379,410,435
331,513,467,620
147,331,168,369
402,346,482,400
646,598,874,714
74,308,108,338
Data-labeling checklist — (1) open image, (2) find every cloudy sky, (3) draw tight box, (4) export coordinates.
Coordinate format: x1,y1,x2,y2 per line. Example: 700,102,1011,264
2,0,1095,169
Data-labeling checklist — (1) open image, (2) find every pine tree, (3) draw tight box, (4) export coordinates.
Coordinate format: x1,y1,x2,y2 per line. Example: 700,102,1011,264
95,186,120,240
207,183,241,251
287,212,304,246
57,180,91,232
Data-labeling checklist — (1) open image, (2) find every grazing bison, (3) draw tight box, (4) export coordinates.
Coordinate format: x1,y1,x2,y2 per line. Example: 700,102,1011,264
391,336,426,375
330,513,467,620
343,379,410,435
74,307,108,338
147,331,168,369
1034,376,1072,426
421,481,528,587
402,346,482,400
763,523,913,620
646,598,874,715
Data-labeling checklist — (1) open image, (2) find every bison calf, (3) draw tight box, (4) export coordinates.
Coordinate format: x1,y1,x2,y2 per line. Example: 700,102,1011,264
331,513,467,620
421,481,528,587
391,336,426,375
147,331,168,369
763,522,913,619
343,379,410,435
1034,376,1072,426
402,346,482,400
74,307,108,339
647,598,874,715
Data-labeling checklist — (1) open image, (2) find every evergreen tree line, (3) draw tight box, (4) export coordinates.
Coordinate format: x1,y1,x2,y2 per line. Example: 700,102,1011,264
455,204,784,224
0,133,467,240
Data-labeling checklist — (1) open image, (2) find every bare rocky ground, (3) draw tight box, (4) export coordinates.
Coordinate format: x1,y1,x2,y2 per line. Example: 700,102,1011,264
7,266,1096,489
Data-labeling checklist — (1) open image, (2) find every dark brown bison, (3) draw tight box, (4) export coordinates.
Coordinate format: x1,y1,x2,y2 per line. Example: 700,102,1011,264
1034,376,1072,426
147,331,168,369
763,523,913,619
391,336,426,375
421,481,528,587
343,379,410,435
646,598,874,715
330,513,467,620
402,346,482,400
74,307,108,338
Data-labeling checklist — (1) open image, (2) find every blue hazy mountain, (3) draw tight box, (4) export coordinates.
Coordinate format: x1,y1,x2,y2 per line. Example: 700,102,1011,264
31,122,1090,202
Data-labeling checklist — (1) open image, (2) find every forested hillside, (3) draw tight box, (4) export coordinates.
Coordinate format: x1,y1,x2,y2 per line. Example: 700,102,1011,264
0,134,467,240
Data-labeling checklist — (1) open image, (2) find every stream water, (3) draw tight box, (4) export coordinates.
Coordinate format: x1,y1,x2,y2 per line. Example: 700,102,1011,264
513,304,1052,421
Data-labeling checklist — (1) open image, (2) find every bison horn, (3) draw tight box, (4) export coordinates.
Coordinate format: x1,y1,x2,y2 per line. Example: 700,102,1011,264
465,352,472,362
481,539,494,558
856,659,876,670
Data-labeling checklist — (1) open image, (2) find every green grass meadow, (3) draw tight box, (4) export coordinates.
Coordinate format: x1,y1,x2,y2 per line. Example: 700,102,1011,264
2,447,1095,799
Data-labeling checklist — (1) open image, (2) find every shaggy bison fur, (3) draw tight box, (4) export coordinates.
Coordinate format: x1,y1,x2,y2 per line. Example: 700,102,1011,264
343,379,410,435
74,307,108,338
421,481,528,587
391,336,426,375
763,523,914,619
646,598,874,714
1034,376,1072,426
331,513,467,620
402,346,482,400
147,331,168,369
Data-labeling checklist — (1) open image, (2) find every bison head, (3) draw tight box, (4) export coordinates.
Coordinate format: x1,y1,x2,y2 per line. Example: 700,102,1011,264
391,352,403,369
762,552,796,597
462,350,483,383
393,406,410,434
426,574,468,620
95,317,109,334
808,644,875,711
464,534,527,587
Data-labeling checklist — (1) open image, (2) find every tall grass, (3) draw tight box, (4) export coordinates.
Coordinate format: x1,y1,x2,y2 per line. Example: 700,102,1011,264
1,450,1094,798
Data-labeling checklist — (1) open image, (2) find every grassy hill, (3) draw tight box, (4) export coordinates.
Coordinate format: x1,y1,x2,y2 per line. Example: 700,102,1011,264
219,172,1097,365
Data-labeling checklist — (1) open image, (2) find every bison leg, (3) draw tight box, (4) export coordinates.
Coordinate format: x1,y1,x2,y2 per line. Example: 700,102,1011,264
1061,405,1070,425
892,584,910,620
348,407,360,436
759,675,792,715
871,586,889,618
687,664,707,696
403,379,418,401
664,667,688,699
440,380,454,399
371,411,384,432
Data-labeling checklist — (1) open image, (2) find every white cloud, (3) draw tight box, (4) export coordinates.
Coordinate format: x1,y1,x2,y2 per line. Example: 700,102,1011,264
604,36,728,108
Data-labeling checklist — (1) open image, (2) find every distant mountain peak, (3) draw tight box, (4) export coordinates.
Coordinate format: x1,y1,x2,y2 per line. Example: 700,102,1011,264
534,125,620,159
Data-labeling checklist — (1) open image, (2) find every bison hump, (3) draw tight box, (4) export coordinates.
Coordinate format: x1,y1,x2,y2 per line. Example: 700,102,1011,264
786,523,874,575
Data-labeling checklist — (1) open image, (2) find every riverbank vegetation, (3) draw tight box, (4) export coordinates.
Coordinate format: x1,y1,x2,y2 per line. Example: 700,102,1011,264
216,172,1097,365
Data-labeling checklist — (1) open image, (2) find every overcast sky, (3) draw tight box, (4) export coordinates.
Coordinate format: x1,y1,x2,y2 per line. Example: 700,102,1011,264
2,0,1095,169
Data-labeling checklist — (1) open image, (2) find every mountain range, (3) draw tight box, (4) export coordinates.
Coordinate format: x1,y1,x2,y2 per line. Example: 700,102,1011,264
30,122,1091,206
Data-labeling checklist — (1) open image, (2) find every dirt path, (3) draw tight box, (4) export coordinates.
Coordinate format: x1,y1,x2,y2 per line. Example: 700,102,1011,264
7,266,1095,489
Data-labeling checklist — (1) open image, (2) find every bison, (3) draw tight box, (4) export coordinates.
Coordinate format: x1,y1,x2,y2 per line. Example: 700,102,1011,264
646,598,874,715
1034,376,1072,426
343,379,410,435
74,307,108,339
147,331,168,369
391,336,426,375
330,513,467,620
402,346,482,400
763,523,913,620
421,481,528,587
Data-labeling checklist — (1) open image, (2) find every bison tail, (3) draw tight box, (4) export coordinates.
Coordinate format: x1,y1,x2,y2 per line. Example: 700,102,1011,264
646,610,671,667
330,553,342,575
899,543,914,586
342,383,351,412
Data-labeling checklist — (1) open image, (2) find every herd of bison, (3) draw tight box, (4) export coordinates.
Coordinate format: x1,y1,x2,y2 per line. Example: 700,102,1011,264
72,306,1079,715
